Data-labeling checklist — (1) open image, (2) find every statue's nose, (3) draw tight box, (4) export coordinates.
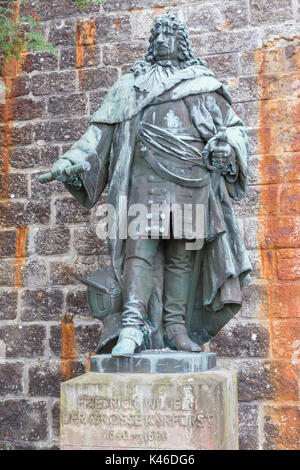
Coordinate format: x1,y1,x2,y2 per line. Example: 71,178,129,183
157,33,165,44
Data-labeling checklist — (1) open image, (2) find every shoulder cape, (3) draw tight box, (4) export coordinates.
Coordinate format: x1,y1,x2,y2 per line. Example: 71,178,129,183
91,64,232,125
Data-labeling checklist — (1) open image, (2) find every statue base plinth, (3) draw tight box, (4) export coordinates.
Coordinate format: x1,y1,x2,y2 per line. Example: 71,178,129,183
61,350,238,450
91,350,217,373
60,352,238,450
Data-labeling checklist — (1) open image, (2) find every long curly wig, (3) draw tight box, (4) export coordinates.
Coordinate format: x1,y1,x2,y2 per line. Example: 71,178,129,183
146,14,206,67
130,14,206,76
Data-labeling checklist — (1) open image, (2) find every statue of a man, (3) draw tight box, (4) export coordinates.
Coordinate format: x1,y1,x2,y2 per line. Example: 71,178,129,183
48,14,252,357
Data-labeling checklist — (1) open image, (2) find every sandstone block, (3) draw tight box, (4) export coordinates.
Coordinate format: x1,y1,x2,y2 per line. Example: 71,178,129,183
61,368,238,450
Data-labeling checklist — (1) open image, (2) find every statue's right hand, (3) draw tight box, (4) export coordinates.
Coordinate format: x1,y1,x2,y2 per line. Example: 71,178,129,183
51,158,72,178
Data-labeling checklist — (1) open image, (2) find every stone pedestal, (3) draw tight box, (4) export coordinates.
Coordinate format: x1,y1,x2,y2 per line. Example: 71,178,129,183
60,352,238,450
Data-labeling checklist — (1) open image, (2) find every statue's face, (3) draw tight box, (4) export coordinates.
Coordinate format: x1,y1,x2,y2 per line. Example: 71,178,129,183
152,28,179,61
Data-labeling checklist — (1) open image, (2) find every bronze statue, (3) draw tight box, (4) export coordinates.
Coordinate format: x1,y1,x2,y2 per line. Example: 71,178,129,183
39,14,251,357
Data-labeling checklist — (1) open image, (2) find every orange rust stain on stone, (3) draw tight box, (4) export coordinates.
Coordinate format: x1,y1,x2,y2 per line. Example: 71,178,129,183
256,43,300,294
284,43,300,72
76,17,97,73
86,351,96,372
263,405,300,450
276,249,300,281
113,19,120,29
271,361,299,402
259,250,276,280
270,320,300,361
14,226,28,288
256,41,300,448
272,283,300,318
60,313,78,381
0,3,28,291
216,17,232,31
0,2,25,201
154,6,165,16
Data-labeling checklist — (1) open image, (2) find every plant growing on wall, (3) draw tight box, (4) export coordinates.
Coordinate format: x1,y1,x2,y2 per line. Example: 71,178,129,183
0,0,106,94
0,0,106,62
0,2,56,63
74,0,106,7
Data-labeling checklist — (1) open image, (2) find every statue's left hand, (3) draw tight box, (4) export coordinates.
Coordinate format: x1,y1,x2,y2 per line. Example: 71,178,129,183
205,140,233,170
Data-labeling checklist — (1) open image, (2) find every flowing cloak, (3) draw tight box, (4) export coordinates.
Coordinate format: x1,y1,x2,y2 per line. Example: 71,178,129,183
62,63,252,345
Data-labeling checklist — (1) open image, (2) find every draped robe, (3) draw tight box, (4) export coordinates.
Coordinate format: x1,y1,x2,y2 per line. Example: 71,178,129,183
61,63,252,345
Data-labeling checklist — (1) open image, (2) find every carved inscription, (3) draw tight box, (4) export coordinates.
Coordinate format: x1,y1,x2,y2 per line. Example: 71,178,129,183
62,384,214,446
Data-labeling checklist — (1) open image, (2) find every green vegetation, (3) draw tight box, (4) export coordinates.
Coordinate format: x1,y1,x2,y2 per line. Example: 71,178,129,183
0,0,106,62
74,0,106,7
0,2,57,63
0,0,107,94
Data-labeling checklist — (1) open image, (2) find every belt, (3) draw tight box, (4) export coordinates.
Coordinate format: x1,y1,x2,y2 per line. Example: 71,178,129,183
141,147,210,188
139,122,211,165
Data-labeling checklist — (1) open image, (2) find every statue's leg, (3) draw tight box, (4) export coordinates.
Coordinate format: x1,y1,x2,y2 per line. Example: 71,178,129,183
163,239,201,352
111,238,159,357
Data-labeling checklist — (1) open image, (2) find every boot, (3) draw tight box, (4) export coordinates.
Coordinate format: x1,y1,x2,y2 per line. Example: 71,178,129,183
165,324,201,352
111,327,144,357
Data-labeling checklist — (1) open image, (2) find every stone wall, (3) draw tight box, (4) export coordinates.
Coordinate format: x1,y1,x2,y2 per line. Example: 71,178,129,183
0,0,299,450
